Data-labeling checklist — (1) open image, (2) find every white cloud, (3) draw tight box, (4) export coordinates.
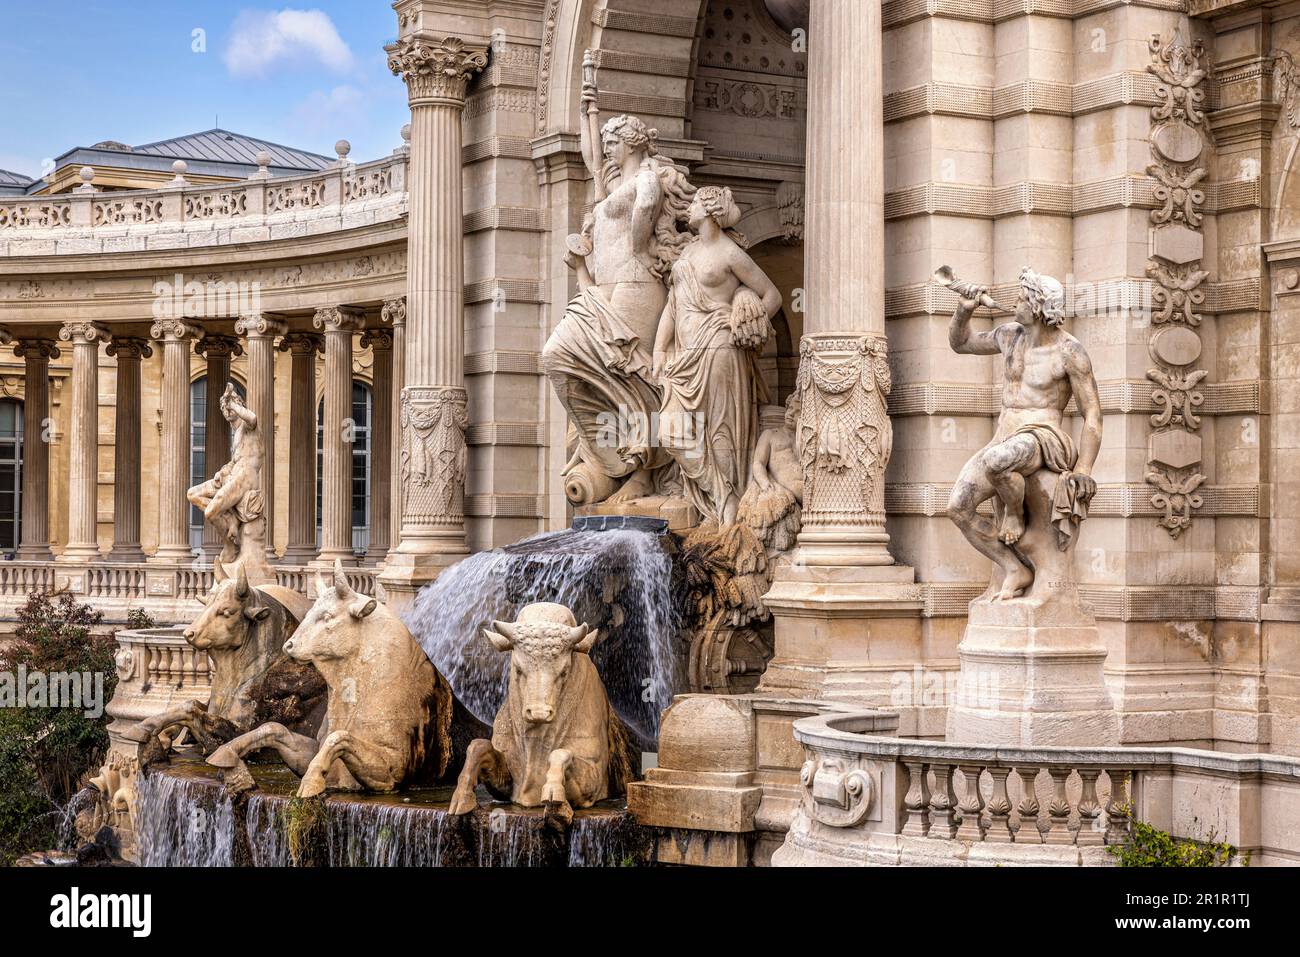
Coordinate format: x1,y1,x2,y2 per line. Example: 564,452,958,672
290,85,365,136
224,9,355,78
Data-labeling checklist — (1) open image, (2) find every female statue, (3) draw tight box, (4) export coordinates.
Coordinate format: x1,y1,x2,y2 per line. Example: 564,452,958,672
542,55,696,506
652,186,783,525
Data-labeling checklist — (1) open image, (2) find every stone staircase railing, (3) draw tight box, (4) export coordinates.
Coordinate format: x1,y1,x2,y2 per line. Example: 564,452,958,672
775,710,1300,866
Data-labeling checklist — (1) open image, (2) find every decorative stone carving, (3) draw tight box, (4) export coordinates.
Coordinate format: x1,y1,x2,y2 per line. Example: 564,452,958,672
1147,367,1207,430
776,180,803,244
448,602,637,825
1147,470,1206,538
387,35,489,106
399,386,468,529
184,384,274,583
799,758,873,829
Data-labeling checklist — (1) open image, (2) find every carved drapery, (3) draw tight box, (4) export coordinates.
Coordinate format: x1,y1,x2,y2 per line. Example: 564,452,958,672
399,386,468,531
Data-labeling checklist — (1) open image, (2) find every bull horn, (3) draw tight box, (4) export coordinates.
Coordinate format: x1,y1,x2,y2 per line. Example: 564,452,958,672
235,563,249,598
492,619,520,643
333,558,351,598
314,570,329,600
212,559,228,584
568,624,599,653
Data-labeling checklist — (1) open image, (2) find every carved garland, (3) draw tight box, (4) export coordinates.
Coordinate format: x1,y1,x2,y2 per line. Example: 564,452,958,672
399,386,469,528
1144,32,1212,539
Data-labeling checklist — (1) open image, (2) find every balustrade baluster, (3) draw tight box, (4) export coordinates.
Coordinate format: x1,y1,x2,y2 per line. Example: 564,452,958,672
1105,770,1132,846
956,764,986,841
928,763,958,839
1015,767,1042,844
1077,768,1104,846
901,761,930,837
1044,767,1075,845
985,766,1014,842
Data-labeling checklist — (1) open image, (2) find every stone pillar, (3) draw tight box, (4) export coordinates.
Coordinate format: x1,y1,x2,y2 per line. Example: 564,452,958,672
381,37,487,592
57,321,110,562
382,296,406,558
313,306,364,567
236,314,286,560
758,0,922,703
106,337,152,562
150,319,204,564
361,325,394,564
195,335,241,559
14,339,59,560
279,333,323,564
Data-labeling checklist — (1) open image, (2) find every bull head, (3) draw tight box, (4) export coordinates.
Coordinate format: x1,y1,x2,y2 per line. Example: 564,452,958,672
286,560,378,662
184,561,270,651
483,604,600,725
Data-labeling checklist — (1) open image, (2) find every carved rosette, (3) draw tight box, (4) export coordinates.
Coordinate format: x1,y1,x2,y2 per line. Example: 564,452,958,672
793,334,892,533
399,386,469,530
387,36,489,108
1145,32,1210,538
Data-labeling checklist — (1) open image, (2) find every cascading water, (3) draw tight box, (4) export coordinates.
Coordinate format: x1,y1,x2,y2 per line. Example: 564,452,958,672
134,771,237,867
405,523,684,746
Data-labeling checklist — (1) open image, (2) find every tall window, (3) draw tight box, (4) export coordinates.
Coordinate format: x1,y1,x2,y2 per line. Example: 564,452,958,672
189,377,246,551
317,381,372,555
0,400,23,553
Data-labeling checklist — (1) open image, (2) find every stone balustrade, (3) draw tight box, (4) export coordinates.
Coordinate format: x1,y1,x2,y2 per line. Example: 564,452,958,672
0,154,406,255
774,710,1300,866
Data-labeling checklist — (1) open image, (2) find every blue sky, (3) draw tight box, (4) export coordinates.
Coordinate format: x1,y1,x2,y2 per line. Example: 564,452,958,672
0,2,410,178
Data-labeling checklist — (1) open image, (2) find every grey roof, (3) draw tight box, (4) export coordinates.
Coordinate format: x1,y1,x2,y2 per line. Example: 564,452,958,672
0,169,36,195
129,129,333,172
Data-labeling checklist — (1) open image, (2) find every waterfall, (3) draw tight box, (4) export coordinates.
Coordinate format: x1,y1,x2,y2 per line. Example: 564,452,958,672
134,771,237,867
405,527,683,744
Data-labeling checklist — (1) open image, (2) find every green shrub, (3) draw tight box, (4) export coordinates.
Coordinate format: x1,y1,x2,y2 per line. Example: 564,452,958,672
1108,810,1237,867
0,591,116,864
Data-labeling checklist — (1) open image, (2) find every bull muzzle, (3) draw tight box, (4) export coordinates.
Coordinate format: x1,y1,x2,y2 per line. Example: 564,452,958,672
523,705,555,724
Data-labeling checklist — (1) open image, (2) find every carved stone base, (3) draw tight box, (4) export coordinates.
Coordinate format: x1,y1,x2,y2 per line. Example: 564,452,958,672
946,597,1119,747
759,562,925,703
575,495,698,532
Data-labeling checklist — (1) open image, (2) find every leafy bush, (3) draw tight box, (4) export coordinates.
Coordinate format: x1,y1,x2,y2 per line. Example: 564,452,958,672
0,591,118,864
1108,810,1237,867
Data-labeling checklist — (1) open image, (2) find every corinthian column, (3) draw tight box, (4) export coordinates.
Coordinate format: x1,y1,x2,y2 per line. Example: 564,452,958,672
57,321,110,562
313,307,363,567
106,337,152,562
195,335,242,559
279,333,323,564
361,325,394,563
14,339,59,560
382,297,406,555
235,314,286,560
150,319,204,564
381,37,487,591
759,0,921,701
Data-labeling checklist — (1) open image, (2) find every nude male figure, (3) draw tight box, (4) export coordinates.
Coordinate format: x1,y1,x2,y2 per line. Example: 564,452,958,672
186,384,264,562
947,268,1102,601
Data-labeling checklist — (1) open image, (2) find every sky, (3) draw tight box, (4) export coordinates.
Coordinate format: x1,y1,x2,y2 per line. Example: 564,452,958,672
0,2,410,179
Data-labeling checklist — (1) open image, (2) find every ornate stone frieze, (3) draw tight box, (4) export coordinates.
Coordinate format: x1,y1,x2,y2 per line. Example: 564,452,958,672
399,386,468,530
1145,31,1211,539
794,335,892,529
387,36,489,108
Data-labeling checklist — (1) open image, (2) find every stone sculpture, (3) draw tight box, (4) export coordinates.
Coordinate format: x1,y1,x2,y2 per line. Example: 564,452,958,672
943,266,1102,601
186,383,273,583
448,602,637,825
543,52,696,507
207,560,484,797
939,265,1117,745
653,186,782,526
121,561,323,762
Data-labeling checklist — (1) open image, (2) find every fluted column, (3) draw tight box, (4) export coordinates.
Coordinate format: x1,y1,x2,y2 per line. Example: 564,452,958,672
150,319,204,563
57,321,110,562
106,337,152,561
235,314,286,560
314,305,364,567
196,335,242,559
279,333,323,564
361,325,394,563
14,339,59,560
382,296,406,558
790,0,892,567
382,36,486,588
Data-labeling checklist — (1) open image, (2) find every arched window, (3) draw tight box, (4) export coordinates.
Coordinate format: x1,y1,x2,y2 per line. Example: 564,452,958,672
189,376,246,552
317,381,372,555
0,399,23,553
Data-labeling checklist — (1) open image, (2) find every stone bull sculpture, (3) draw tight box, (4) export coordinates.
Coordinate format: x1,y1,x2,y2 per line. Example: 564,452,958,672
122,562,325,764
448,602,638,824
208,560,486,798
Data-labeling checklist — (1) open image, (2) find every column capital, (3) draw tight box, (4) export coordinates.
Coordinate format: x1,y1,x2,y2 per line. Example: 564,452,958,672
387,36,488,108
0,327,13,346
381,295,407,327
195,333,244,359
13,338,61,361
279,332,325,356
234,313,289,339
150,318,205,343
313,305,365,334
59,320,111,345
360,327,394,352
106,337,153,361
